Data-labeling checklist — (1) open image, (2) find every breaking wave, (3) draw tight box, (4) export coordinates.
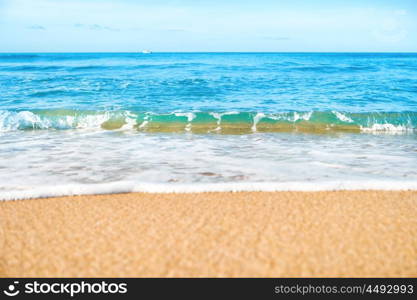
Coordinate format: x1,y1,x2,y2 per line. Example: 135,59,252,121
0,110,415,134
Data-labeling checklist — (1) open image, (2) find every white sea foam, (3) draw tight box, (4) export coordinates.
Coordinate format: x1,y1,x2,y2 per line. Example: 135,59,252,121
209,111,240,131
252,113,265,132
174,112,196,122
174,112,196,131
333,111,354,123
0,110,113,131
2,180,417,201
119,111,138,130
360,123,411,133
0,110,47,131
76,113,110,129
1,129,416,201
209,112,222,131
293,111,312,122
138,114,150,129
138,120,149,128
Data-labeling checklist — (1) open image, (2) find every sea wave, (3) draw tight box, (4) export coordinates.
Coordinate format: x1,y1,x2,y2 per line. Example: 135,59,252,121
0,62,214,72
0,110,416,133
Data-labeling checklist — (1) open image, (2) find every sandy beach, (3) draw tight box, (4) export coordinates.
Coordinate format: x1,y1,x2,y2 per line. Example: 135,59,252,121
0,191,416,277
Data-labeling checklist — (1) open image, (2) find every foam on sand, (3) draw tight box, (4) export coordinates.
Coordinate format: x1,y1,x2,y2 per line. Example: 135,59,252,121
2,180,417,201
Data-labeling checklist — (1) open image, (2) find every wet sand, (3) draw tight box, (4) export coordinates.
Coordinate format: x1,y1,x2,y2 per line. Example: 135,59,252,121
0,191,416,277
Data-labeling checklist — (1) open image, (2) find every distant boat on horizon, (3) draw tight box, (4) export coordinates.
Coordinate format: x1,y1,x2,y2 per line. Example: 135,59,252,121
141,50,152,54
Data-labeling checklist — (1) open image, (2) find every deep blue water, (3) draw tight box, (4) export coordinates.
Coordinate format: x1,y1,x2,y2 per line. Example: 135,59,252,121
1,52,417,113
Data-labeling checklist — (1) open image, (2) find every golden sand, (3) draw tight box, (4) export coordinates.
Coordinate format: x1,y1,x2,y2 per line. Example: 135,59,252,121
0,191,416,277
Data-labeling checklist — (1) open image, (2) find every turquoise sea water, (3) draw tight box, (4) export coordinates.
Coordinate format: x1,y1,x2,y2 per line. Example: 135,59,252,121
0,53,416,199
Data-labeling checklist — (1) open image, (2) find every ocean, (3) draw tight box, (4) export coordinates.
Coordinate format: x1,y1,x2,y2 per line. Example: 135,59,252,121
0,52,416,200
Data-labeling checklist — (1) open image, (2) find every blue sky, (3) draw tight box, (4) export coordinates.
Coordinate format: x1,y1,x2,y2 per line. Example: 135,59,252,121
0,0,416,52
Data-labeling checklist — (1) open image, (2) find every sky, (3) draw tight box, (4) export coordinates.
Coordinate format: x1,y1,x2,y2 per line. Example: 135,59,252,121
0,0,416,52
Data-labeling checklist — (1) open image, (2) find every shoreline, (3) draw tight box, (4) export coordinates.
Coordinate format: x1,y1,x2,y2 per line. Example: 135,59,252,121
2,181,417,201
1,190,416,277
